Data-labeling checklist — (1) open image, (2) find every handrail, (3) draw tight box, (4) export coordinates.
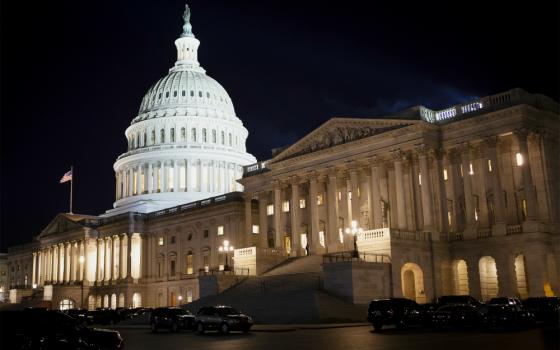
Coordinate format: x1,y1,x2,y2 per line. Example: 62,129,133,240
322,251,391,264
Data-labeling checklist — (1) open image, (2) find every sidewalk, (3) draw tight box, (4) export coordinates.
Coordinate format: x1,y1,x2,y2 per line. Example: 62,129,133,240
110,322,370,332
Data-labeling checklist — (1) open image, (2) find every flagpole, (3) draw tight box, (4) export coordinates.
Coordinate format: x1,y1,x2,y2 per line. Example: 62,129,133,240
70,166,73,214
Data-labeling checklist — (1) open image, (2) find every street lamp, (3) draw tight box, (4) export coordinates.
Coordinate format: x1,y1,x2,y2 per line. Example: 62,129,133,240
218,240,234,271
79,255,85,309
345,220,363,258
178,295,183,305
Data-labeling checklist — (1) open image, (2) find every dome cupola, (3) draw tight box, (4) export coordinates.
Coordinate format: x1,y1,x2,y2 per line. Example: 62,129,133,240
106,3,256,216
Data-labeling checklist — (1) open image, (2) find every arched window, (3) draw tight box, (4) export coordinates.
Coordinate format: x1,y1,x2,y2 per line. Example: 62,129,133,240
202,128,207,142
170,128,175,142
88,295,95,310
110,294,117,309
143,133,147,146
191,128,197,142
479,256,499,301
212,130,217,143
118,293,125,308
229,133,232,146
132,135,136,149
221,131,225,145
103,294,109,308
132,293,142,308
160,129,165,143
186,251,194,274
151,130,155,145
59,298,75,311
181,127,186,142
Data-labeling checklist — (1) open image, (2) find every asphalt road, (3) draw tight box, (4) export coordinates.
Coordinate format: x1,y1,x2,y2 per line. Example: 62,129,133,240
112,326,559,350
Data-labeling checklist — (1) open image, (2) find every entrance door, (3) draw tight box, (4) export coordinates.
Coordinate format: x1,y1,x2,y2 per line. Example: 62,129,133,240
284,236,291,255
300,234,308,255
170,292,176,307
403,270,416,300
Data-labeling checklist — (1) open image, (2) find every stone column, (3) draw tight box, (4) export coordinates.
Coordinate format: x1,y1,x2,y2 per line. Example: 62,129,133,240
244,193,253,248
128,168,134,197
126,234,133,279
349,168,361,227
466,257,482,300
326,171,339,251
416,145,435,231
162,161,168,192
392,150,407,230
291,178,301,255
514,130,538,221
433,149,449,235
32,253,37,286
495,254,517,297
258,192,269,248
273,181,283,249
198,161,203,192
308,176,320,254
120,234,127,279
173,161,179,192
58,243,65,283
147,163,153,193
79,241,85,281
460,143,477,234
97,239,103,282
369,159,383,229
65,242,71,282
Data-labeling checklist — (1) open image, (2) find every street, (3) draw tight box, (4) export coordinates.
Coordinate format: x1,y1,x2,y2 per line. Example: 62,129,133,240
110,326,559,350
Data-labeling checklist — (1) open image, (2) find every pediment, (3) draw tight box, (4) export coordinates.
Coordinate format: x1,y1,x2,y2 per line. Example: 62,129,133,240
38,213,93,238
271,118,418,163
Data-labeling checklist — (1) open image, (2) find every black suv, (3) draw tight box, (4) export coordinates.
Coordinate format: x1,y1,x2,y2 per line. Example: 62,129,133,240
437,295,481,306
367,298,424,330
523,297,560,325
194,306,253,334
150,307,195,332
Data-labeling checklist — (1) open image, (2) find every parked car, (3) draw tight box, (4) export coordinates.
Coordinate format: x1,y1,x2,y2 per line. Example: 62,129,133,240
430,304,480,328
488,297,523,307
480,303,535,329
367,298,424,331
87,308,121,325
0,308,124,350
150,307,195,332
62,308,89,324
194,306,253,334
437,295,481,306
523,297,560,325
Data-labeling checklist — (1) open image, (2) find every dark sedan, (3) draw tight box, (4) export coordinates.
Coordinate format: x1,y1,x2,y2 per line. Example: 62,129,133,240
367,298,424,331
194,306,253,334
150,307,195,332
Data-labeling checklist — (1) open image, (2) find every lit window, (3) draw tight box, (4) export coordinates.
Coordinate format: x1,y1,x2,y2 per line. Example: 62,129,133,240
357,187,361,197
252,225,259,234
282,201,290,212
348,191,352,200
339,228,344,243
217,226,224,236
319,231,325,247
460,164,464,178
168,169,174,190
337,191,342,201
418,173,422,186
443,168,448,181
158,237,164,246
317,194,324,205
469,163,474,175
521,199,528,221
267,204,274,216
516,152,523,166
488,159,493,172
299,198,306,209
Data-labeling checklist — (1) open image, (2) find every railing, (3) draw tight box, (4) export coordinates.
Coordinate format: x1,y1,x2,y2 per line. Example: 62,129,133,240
116,143,246,161
358,228,389,241
242,160,270,177
476,229,492,239
197,267,250,276
448,232,464,241
506,224,523,235
146,192,243,220
391,229,430,241
322,251,391,264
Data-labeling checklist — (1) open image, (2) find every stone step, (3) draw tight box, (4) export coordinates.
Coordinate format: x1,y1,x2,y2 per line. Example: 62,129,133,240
262,255,323,276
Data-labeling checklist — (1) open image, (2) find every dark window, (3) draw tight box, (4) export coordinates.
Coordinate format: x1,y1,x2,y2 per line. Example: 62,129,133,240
203,230,209,238
171,236,176,244
182,90,186,96
190,90,194,97
187,233,192,241
173,91,177,97
170,261,176,275
165,92,169,98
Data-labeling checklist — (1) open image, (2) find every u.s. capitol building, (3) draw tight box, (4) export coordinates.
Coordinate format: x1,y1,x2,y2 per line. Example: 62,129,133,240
5,5,559,314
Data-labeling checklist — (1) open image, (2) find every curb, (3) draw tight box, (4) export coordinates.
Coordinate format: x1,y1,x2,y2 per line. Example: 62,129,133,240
109,323,370,332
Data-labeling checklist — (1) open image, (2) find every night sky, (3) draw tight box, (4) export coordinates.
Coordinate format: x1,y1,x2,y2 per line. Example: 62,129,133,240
1,0,558,251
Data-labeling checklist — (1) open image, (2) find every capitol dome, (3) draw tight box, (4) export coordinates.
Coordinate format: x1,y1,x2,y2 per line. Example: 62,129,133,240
107,4,256,215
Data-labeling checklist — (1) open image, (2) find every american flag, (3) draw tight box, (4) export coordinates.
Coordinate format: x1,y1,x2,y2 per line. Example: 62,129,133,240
60,170,73,183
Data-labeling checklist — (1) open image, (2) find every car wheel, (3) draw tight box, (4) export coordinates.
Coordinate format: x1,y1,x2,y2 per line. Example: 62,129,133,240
372,323,383,331
151,322,158,333
171,322,179,333
396,318,406,329
220,323,230,335
196,322,205,335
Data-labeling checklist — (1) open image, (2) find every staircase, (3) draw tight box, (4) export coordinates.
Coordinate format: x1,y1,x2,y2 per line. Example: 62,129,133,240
183,255,366,323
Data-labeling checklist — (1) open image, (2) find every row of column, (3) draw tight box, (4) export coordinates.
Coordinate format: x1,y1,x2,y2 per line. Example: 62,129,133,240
116,160,243,200
32,233,141,287
243,130,539,253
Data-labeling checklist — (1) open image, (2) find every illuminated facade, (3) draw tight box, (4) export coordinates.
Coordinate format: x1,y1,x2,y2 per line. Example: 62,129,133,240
6,5,560,310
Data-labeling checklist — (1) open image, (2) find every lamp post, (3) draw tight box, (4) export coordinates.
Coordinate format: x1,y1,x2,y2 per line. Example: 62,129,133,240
178,295,183,306
345,220,363,258
218,240,234,271
78,255,85,309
